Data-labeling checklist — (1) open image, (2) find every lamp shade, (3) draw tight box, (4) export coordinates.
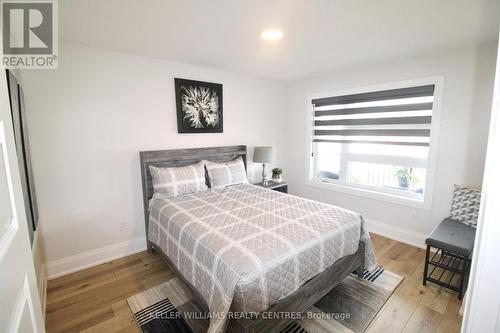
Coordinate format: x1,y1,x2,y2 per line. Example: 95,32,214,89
253,146,274,163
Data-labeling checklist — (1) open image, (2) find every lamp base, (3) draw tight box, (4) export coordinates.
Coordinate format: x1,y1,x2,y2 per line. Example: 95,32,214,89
261,163,269,186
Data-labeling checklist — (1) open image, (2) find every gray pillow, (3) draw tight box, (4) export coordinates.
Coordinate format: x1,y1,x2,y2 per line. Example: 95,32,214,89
149,161,207,197
205,156,248,189
449,184,481,228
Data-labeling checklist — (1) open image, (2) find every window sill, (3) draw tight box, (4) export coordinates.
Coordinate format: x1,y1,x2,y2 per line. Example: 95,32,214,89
305,178,431,210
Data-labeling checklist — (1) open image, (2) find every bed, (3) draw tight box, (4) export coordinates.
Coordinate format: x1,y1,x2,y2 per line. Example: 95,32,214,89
140,145,376,333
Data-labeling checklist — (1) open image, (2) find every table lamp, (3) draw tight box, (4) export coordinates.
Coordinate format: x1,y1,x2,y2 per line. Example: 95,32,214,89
253,146,274,186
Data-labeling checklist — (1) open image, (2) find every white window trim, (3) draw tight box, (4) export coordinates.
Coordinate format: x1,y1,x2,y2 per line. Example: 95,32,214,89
305,76,444,211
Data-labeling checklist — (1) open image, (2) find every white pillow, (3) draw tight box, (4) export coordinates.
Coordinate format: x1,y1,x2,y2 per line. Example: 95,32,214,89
149,161,207,197
205,156,248,189
449,184,481,228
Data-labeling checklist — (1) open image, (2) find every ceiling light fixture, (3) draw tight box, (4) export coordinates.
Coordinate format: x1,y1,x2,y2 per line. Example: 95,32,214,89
261,29,283,41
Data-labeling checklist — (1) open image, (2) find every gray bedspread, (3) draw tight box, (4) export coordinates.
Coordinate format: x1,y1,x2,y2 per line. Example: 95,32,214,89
148,184,375,333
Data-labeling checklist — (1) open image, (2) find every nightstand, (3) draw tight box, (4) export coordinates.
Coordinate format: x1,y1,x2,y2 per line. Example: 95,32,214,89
253,181,288,194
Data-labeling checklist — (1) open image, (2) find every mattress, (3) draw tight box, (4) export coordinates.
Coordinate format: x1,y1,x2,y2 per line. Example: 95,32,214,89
148,183,376,333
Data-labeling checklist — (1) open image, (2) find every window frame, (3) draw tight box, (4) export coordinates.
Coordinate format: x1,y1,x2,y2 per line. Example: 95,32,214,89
305,76,444,210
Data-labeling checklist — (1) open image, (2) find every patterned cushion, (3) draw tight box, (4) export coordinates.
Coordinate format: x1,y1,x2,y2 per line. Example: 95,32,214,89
205,156,248,189
449,185,481,228
149,161,207,197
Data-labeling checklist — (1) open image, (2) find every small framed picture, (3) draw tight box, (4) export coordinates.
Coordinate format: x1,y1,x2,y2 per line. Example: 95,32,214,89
175,78,223,133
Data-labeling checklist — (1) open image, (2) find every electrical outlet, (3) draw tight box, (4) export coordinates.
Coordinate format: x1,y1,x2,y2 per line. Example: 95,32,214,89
119,220,126,232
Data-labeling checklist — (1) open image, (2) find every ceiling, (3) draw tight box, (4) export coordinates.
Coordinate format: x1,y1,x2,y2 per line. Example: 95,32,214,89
60,0,500,82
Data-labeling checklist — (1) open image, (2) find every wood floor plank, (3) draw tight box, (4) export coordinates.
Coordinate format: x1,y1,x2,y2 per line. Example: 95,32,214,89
140,253,165,265
80,313,136,333
141,269,174,289
436,296,463,333
47,273,145,314
46,279,143,331
47,253,149,291
377,242,425,278
47,271,118,305
46,235,463,333
112,300,133,316
367,280,424,333
47,306,115,333
46,266,169,332
401,305,442,333
419,286,451,314
114,324,140,333
369,233,397,259
112,258,168,280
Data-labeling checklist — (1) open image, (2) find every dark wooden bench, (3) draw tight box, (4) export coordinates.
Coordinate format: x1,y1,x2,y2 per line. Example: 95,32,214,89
423,218,476,299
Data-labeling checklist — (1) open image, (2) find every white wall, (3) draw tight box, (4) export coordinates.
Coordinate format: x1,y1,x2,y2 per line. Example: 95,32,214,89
284,42,497,247
18,43,287,276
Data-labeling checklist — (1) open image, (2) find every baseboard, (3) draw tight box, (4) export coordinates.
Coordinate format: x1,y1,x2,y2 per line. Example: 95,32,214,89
365,218,427,249
46,236,147,280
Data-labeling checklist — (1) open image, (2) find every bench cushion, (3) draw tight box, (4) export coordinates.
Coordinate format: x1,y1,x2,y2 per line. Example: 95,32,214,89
426,218,476,256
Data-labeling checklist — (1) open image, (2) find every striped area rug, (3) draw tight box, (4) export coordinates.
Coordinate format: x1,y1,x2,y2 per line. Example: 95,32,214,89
127,266,403,333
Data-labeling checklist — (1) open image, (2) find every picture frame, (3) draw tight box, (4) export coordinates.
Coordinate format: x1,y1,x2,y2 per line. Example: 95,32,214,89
19,85,39,230
6,70,38,245
175,78,223,133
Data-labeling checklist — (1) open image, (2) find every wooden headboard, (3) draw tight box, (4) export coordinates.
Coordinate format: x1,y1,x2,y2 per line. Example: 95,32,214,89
139,145,247,251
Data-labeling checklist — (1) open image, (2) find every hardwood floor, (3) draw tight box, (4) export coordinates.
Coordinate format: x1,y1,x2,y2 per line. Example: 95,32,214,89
45,233,463,333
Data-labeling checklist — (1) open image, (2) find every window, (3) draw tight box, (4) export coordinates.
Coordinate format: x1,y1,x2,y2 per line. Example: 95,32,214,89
308,79,442,208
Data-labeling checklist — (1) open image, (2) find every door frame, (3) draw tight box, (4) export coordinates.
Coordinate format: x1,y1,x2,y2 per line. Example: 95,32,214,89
461,35,500,333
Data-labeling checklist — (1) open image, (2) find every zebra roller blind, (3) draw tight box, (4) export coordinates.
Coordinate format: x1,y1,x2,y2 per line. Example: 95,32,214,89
312,85,435,146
